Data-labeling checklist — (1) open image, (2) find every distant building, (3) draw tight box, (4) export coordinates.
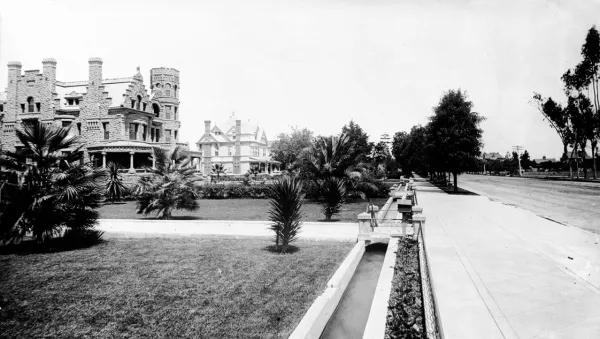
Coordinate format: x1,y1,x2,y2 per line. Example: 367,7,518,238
0,58,196,172
533,155,555,164
195,113,280,175
482,152,505,161
380,132,392,153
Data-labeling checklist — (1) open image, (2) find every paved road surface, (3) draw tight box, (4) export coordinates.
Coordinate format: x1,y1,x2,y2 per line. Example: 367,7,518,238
458,174,600,234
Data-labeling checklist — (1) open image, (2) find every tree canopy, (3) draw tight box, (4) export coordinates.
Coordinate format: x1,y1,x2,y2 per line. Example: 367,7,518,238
270,127,313,170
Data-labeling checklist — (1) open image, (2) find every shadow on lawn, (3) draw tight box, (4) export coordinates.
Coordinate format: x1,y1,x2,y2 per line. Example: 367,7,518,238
139,216,203,220
429,181,479,196
262,244,301,254
0,237,105,255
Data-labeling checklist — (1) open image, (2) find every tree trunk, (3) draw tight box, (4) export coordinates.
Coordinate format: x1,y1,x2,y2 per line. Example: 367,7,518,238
573,143,579,179
281,242,288,254
592,141,597,180
453,172,458,192
581,142,587,179
565,144,572,178
275,232,280,251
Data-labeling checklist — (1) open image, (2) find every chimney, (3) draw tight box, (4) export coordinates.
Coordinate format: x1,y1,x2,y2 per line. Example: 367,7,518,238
88,57,103,86
204,120,211,135
42,58,57,90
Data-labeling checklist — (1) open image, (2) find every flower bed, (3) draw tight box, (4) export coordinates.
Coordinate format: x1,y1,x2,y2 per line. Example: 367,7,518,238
385,237,426,338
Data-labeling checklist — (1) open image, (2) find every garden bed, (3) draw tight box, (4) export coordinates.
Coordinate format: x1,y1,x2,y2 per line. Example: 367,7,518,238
385,237,426,338
0,237,354,339
97,198,389,222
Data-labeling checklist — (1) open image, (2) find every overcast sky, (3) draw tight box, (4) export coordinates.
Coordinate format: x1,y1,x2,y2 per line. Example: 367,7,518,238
2,0,599,158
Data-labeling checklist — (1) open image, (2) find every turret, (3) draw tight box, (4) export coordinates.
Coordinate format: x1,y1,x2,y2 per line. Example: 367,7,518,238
88,57,103,86
42,58,57,90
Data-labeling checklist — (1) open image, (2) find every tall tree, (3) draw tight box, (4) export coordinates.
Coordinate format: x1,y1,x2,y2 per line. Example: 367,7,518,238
532,94,574,177
427,89,485,191
270,127,313,170
562,26,600,178
520,150,532,170
342,120,371,163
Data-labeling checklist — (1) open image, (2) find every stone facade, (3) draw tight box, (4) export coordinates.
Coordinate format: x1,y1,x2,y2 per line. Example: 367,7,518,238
195,113,280,175
0,58,200,171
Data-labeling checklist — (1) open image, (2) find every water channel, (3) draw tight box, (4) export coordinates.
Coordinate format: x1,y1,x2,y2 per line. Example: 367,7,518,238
319,243,387,339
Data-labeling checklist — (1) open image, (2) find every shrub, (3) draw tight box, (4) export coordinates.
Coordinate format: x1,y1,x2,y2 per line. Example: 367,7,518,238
198,184,270,199
318,177,348,220
105,162,128,203
267,177,304,253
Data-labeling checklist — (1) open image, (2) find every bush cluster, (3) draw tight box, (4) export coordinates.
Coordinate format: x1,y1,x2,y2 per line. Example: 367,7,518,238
385,237,425,338
197,184,271,199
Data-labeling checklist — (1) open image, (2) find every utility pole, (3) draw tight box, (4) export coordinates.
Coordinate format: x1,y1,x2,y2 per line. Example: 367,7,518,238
512,145,524,176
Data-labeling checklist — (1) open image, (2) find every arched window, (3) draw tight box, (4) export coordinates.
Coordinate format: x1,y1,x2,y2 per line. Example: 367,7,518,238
152,103,160,116
174,85,178,98
165,83,171,97
27,97,34,112
136,95,142,110
155,83,161,89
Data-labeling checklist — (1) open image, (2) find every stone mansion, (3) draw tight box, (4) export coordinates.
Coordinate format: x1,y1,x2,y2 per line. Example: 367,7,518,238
0,58,201,172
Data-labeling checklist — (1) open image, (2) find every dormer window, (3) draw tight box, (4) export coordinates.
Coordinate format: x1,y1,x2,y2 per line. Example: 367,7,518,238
136,95,142,110
75,99,79,105
131,99,135,109
67,99,74,106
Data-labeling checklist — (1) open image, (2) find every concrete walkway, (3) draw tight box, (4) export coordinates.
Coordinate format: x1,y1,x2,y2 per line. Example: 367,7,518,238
97,219,357,242
417,179,600,339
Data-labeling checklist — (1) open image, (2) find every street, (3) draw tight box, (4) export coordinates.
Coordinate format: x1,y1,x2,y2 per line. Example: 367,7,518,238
458,174,600,234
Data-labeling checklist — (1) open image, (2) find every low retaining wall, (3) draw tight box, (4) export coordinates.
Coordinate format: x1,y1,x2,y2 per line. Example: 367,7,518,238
362,236,400,338
288,241,366,339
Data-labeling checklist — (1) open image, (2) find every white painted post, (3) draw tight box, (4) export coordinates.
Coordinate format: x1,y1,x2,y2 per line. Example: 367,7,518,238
129,151,135,173
357,212,372,240
101,152,106,168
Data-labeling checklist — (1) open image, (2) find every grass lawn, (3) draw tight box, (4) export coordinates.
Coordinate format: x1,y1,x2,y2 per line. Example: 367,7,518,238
97,198,389,222
0,237,354,339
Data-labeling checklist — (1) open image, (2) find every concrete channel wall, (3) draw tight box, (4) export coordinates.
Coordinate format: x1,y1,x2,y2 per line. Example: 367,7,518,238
288,241,366,339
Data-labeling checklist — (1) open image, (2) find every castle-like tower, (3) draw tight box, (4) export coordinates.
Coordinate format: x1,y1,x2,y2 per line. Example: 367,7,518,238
150,67,181,143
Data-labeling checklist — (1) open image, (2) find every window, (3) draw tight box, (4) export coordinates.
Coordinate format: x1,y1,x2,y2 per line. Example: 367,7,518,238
129,123,138,140
143,103,147,111
136,95,142,110
21,104,25,113
165,106,171,119
263,148,266,156
67,99,74,106
215,149,219,156
150,128,155,141
165,83,171,97
156,129,160,142
77,123,82,135
27,97,34,112
174,85,178,98
166,129,171,142
174,130,178,141
174,106,178,120
153,103,160,116
103,122,110,140
75,99,79,105
131,99,135,109
142,125,147,141
36,103,41,112
228,147,232,156
0,104,4,112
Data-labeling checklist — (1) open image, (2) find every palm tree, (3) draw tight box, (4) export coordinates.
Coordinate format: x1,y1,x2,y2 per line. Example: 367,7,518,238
267,177,304,253
135,146,201,219
318,176,347,220
105,162,128,203
0,122,105,245
302,133,356,179
211,164,228,180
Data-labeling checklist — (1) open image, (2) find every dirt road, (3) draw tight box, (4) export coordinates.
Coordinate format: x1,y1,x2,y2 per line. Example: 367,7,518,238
458,174,600,234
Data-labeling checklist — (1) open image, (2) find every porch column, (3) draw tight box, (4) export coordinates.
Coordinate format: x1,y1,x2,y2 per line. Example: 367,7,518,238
196,158,201,170
102,152,107,168
129,151,135,173
152,155,156,169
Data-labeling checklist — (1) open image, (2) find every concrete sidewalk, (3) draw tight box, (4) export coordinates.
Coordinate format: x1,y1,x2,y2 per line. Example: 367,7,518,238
97,219,358,242
417,180,600,338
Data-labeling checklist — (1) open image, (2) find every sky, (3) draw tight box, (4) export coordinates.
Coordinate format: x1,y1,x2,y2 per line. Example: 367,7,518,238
1,0,600,159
